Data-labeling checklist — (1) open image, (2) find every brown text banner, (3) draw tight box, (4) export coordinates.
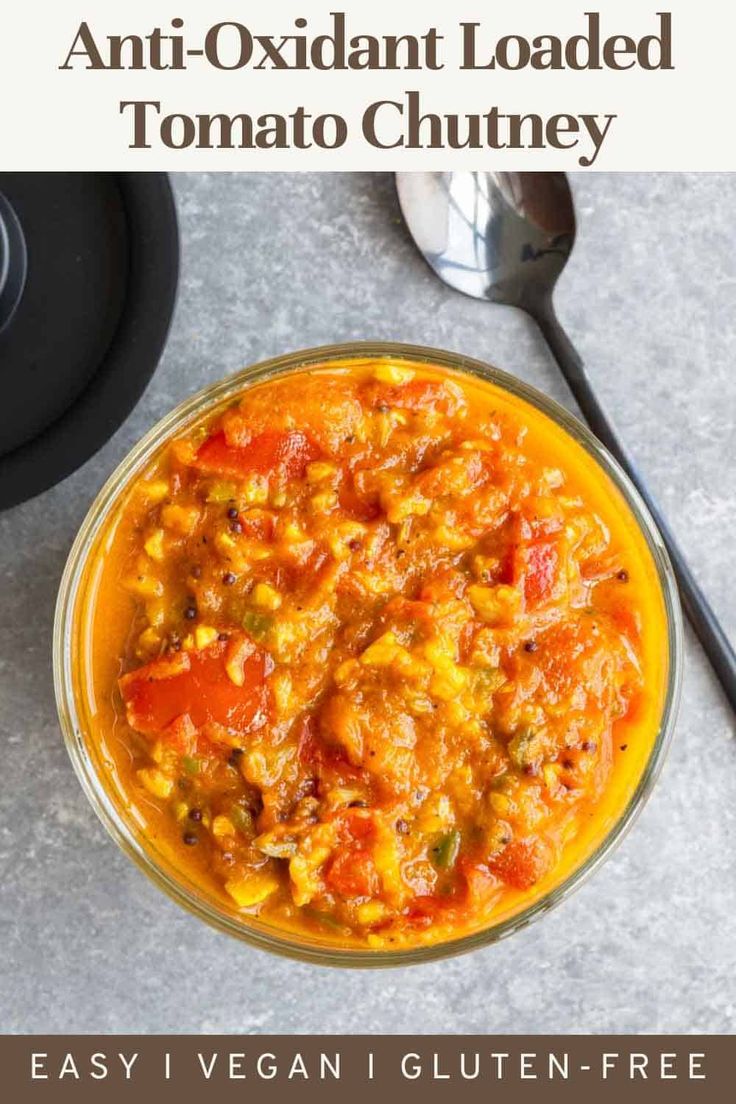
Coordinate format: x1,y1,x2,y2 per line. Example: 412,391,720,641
1,1035,730,1103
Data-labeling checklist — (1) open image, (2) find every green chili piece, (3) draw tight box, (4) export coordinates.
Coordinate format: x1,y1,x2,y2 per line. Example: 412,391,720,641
431,829,461,869
181,755,200,775
229,804,255,836
303,907,346,932
508,726,544,770
242,610,273,640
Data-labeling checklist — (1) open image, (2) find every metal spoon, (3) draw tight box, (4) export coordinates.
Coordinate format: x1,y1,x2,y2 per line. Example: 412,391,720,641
396,170,736,711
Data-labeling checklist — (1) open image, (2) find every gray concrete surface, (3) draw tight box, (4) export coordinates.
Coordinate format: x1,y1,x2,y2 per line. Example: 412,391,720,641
1,173,734,1034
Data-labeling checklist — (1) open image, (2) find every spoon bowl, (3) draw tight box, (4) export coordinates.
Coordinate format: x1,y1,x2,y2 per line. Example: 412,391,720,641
396,171,574,312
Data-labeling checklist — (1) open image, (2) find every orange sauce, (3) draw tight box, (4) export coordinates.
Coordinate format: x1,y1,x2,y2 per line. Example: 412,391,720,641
73,359,669,948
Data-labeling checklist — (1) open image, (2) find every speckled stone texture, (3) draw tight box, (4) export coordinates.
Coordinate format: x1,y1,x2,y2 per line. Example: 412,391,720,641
1,173,734,1035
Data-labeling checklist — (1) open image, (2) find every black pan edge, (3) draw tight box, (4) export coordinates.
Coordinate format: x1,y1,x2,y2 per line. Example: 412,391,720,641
0,172,179,511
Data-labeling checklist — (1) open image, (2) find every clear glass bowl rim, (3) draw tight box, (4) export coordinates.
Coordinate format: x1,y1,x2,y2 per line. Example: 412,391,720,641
53,340,683,968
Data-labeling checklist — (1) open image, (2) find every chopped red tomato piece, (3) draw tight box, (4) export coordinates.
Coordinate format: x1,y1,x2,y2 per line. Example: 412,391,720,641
367,377,464,415
237,511,275,542
120,636,269,738
162,713,198,754
194,430,318,481
326,848,380,899
461,858,499,903
517,539,560,606
405,896,445,926
489,838,552,890
296,715,318,764
380,594,436,634
223,376,363,455
338,481,382,522
297,715,362,785
419,566,467,604
338,808,376,844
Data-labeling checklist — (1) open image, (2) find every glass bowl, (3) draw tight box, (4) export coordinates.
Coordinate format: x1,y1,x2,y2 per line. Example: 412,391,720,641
54,342,683,966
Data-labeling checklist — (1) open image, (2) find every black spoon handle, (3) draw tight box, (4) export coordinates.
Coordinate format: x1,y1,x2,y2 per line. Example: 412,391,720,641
534,303,736,713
